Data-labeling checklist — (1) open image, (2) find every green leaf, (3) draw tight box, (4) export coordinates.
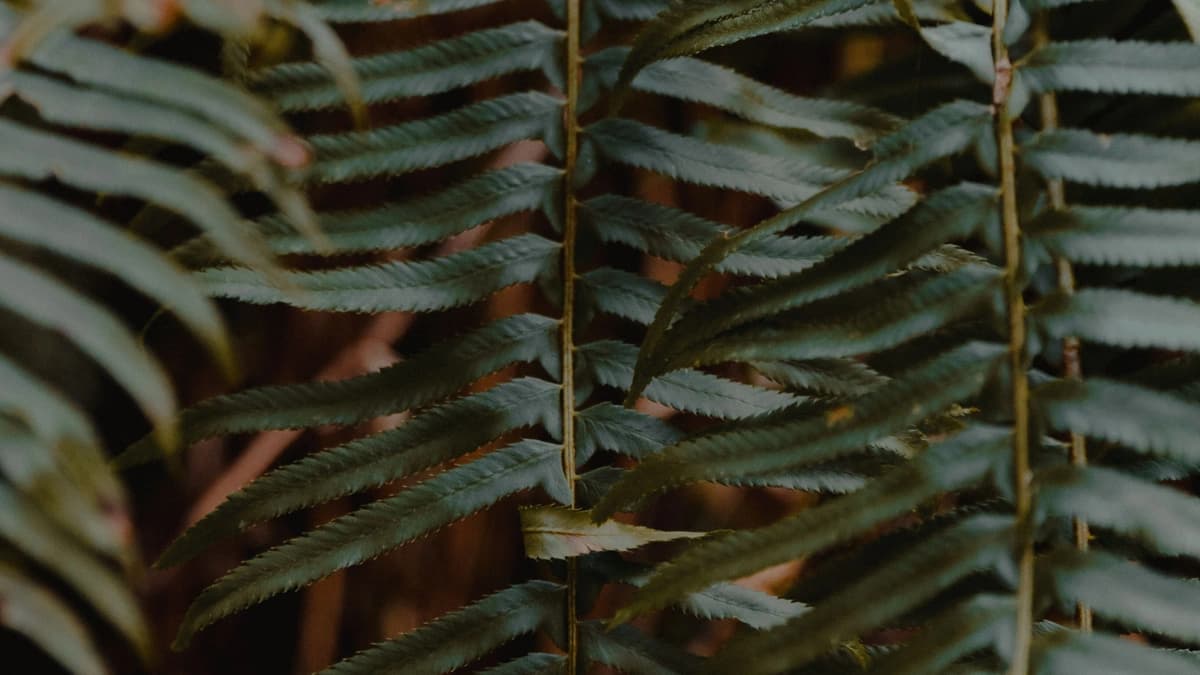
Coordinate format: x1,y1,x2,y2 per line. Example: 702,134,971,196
118,313,559,467
631,102,991,398
1027,206,1200,268
580,267,667,325
683,266,1002,368
863,596,1014,675
1035,379,1200,463
266,0,367,126
604,426,1010,623
751,359,888,397
0,354,100,453
675,582,807,630
1175,0,1200,41
1022,40,1200,97
918,22,994,84
1035,465,1200,558
584,118,915,213
0,119,281,275
581,195,844,278
1023,129,1200,189
318,581,564,675
0,252,176,447
521,506,705,560
479,654,567,675
0,183,231,372
308,92,562,183
1032,289,1200,353
584,47,899,142
199,233,560,313
1040,548,1200,643
581,621,704,674
253,21,564,111
175,440,569,647
0,562,106,675
157,377,561,568
614,0,879,100
578,340,798,419
646,183,996,370
576,403,684,462
313,0,506,23
1031,630,1200,675
702,515,1013,675
0,486,149,659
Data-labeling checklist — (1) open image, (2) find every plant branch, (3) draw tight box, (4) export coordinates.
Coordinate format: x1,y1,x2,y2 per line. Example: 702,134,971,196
1034,14,1092,634
992,3,1035,673
561,0,582,671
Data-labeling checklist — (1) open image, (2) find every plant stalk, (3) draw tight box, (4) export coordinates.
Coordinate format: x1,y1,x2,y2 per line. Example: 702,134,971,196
561,0,582,671
1034,14,1093,633
992,3,1035,673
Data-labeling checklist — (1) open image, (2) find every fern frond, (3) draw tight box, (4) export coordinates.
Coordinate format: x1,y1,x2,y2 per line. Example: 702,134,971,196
312,0,505,23
319,581,564,675
863,595,1014,675
580,268,667,325
751,359,889,396
580,622,704,674
0,561,106,675
702,515,1013,675
0,354,100,453
478,653,567,675
575,403,684,462
1022,40,1200,97
1027,206,1200,267
1023,129,1200,189
604,426,1010,623
1031,629,1200,675
119,313,559,467
199,233,560,313
521,506,705,559
1032,288,1200,352
308,92,562,183
254,21,565,112
157,377,561,568
175,440,569,647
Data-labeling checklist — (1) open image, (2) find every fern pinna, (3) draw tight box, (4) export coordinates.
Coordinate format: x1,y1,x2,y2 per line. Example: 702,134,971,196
595,0,1200,673
0,3,333,672
115,0,937,672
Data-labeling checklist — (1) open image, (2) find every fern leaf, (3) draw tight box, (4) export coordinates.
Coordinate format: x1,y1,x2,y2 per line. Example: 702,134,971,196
521,506,705,559
1035,465,1200,558
751,359,889,397
0,252,177,446
685,266,1002,368
118,314,559,467
577,340,798,418
643,183,995,376
675,582,807,630
479,653,567,675
0,562,105,675
1035,379,1200,463
318,581,564,675
584,47,899,141
918,22,995,84
1031,630,1200,675
614,0,879,98
585,118,915,213
224,163,562,258
0,119,281,276
1027,206,1200,267
1040,548,1200,643
308,92,562,183
576,403,684,462
0,354,100,453
312,0,505,23
581,195,844,278
199,233,560,313
1023,129,1200,189
0,486,149,658
157,378,561,568
1176,0,1200,40
580,268,667,325
1033,288,1200,352
1023,40,1200,97
631,102,991,395
864,596,1014,675
703,515,1013,675
0,183,230,369
581,622,704,674
604,426,1010,623
254,21,564,111
175,440,568,646
598,343,1005,519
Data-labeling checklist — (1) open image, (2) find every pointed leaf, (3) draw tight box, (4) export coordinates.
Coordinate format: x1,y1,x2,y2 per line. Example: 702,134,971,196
576,403,684,462
1032,630,1200,675
581,622,704,674
1033,288,1200,353
1023,40,1200,97
0,562,106,675
521,506,705,560
1027,206,1200,268
1024,129,1200,189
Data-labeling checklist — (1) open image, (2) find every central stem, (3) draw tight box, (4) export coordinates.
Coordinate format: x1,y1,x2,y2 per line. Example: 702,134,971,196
992,3,1035,673
561,0,582,671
